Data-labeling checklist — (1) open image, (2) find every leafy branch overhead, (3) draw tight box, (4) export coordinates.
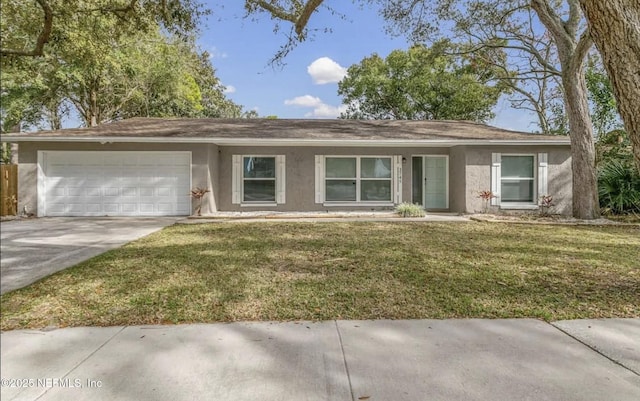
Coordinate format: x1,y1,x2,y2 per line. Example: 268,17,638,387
0,0,207,58
1,2,247,131
246,0,324,40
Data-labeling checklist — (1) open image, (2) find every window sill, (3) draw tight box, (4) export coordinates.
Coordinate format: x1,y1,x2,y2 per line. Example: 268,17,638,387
500,203,538,210
323,202,394,207
240,203,279,207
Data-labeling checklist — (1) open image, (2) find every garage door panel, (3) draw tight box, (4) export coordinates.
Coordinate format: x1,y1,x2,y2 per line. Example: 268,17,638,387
140,187,154,197
86,203,102,213
43,151,191,216
122,187,137,197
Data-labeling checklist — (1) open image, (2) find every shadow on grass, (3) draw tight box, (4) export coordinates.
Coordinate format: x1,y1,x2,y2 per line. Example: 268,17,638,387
1,222,639,329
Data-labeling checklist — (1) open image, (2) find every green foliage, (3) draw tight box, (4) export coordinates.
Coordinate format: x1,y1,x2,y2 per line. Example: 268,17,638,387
1,9,245,129
585,57,623,137
0,0,207,58
598,159,640,215
596,129,638,215
596,129,632,166
395,202,426,217
337,43,507,122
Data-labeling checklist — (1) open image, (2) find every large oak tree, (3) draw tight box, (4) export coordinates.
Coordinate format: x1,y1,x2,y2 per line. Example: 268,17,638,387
579,0,640,172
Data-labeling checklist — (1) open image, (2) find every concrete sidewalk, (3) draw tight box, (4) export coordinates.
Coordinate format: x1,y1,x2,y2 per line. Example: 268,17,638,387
1,319,639,401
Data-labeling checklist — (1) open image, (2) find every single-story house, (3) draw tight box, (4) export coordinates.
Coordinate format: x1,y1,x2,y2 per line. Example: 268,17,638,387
0,118,572,217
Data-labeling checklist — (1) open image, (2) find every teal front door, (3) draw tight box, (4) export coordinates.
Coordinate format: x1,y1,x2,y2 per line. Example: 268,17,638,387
412,156,449,210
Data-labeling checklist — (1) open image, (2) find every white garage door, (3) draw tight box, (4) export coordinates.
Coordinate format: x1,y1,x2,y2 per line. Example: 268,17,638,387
40,151,191,216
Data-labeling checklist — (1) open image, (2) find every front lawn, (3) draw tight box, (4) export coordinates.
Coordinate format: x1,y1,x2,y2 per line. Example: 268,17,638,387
1,222,638,329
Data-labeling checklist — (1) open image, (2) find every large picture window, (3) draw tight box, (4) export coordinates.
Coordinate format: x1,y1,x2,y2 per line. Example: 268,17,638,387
500,155,535,203
325,157,392,202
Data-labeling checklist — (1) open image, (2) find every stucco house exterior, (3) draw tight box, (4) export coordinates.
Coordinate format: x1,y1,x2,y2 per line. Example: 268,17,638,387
0,118,572,217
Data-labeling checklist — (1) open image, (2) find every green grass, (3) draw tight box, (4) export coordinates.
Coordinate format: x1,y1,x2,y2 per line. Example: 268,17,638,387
1,222,639,329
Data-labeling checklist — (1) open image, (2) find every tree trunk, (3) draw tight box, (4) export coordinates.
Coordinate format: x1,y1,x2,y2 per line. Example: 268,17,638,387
562,64,600,219
579,0,640,172
89,89,98,127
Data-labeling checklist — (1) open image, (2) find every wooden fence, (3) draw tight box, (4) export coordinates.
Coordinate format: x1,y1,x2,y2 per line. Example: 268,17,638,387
1,164,18,216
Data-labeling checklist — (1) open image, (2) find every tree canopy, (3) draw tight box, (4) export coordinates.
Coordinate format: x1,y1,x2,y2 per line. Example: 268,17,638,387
1,2,246,131
338,44,507,122
0,0,207,58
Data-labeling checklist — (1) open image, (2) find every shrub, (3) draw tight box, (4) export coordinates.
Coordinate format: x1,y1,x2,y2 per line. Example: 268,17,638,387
190,187,211,216
538,195,555,216
598,160,640,215
395,202,426,217
477,190,497,213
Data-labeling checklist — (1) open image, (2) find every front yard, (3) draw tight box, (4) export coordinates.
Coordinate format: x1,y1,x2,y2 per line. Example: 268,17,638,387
1,222,638,329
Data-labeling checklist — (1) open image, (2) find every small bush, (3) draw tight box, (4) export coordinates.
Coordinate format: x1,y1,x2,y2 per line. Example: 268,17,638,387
598,160,640,215
538,195,555,216
395,202,426,217
477,190,497,213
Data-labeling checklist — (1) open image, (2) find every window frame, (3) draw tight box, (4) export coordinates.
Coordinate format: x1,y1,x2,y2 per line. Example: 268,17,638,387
323,155,394,204
242,156,277,204
499,153,537,206
232,154,285,206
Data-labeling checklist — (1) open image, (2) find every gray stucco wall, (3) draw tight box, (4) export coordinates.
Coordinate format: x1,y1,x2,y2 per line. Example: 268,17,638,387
16,142,572,216
449,146,467,213
463,146,572,215
217,146,451,212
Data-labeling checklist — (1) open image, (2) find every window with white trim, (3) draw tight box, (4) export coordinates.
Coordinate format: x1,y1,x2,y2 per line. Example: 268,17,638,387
491,153,547,208
316,156,402,204
232,155,285,205
243,157,276,202
501,155,535,203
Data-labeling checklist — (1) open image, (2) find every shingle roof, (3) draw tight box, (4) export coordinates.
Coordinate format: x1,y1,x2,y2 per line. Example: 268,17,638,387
1,117,568,142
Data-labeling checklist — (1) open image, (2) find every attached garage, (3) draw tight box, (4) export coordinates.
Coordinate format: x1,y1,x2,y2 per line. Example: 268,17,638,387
38,151,191,216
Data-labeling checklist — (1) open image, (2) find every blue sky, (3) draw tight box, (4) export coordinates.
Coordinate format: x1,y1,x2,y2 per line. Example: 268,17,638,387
197,1,538,132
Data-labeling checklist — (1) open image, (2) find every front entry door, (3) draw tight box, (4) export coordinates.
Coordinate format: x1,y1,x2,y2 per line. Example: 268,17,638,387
412,156,449,210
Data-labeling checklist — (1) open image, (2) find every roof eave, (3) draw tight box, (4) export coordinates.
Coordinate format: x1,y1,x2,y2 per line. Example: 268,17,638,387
0,136,571,146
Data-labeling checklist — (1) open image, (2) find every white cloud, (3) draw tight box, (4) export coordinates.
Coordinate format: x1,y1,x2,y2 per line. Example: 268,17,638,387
284,95,347,118
306,103,348,118
284,95,324,108
208,46,228,59
223,85,236,94
307,57,347,84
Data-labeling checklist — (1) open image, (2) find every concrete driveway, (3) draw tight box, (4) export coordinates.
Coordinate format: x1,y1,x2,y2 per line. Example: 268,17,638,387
0,218,178,295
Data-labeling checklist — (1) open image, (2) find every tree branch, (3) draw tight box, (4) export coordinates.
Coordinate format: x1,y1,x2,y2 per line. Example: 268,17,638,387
574,29,593,65
294,0,324,38
565,0,582,37
251,1,297,24
1,0,52,57
531,0,571,48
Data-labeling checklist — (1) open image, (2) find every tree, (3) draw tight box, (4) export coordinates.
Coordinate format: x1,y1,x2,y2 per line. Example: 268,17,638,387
246,0,601,219
379,0,599,219
337,44,507,121
1,19,244,129
578,0,640,173
0,0,206,58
